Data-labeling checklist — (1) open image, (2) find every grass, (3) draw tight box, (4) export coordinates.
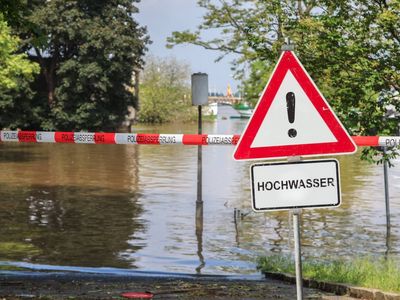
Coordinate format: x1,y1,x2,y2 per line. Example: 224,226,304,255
0,264,29,271
0,242,40,256
257,255,400,293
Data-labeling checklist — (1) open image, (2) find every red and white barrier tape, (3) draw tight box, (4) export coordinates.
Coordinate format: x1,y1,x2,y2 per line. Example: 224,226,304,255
0,131,240,145
0,131,399,147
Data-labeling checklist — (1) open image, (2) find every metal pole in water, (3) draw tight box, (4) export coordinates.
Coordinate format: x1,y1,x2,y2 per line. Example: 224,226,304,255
195,200,204,273
197,105,203,204
195,136,204,274
383,147,391,250
191,73,208,273
293,209,303,300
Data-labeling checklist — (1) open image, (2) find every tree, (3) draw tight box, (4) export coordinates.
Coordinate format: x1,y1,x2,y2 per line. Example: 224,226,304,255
167,0,400,162
0,13,39,129
20,0,149,131
0,0,28,27
138,56,193,123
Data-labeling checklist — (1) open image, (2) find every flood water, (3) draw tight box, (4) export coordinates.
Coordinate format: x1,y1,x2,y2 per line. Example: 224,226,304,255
0,106,399,276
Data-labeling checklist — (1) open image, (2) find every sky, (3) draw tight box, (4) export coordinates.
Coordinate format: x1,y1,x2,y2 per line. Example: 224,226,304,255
135,0,240,94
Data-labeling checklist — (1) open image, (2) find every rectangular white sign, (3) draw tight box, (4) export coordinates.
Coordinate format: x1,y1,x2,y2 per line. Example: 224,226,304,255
251,159,340,211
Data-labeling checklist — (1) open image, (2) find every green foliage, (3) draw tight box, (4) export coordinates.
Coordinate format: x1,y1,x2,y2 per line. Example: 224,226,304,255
258,255,400,293
0,15,37,90
3,0,149,131
0,14,39,129
361,146,399,166
168,0,400,162
0,0,28,27
138,56,195,123
242,59,274,107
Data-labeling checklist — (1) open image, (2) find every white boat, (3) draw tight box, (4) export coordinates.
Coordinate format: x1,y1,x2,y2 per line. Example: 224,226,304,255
233,102,253,118
204,103,218,116
237,109,253,118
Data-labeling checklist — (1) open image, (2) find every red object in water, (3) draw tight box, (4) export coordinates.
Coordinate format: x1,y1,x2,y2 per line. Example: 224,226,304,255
121,292,154,299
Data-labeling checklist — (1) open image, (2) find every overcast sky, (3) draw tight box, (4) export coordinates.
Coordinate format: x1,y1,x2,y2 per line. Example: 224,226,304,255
136,0,239,94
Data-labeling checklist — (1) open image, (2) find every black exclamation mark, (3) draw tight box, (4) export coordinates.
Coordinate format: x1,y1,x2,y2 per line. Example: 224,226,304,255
286,92,297,138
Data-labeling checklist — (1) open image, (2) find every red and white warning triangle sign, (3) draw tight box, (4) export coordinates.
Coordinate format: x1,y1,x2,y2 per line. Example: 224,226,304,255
233,51,357,160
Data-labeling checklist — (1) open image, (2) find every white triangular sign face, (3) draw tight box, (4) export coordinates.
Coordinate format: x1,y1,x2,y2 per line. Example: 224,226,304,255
233,51,357,160
251,70,337,147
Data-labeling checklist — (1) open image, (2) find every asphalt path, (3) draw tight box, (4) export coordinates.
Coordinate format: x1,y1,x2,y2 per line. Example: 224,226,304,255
0,271,358,299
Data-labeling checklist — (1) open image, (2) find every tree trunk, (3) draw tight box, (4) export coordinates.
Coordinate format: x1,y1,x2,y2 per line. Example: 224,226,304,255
134,69,140,109
45,70,55,107
45,59,56,107
36,48,56,108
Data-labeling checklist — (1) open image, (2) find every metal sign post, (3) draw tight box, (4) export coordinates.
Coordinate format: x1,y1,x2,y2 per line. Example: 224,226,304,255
191,73,208,274
383,147,391,253
289,156,303,300
191,72,208,206
250,158,341,300
197,105,203,205
233,45,353,300
292,208,303,300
